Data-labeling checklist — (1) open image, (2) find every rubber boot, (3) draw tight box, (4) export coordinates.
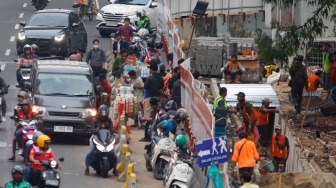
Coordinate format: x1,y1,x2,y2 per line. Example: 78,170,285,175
225,75,231,83
235,75,241,83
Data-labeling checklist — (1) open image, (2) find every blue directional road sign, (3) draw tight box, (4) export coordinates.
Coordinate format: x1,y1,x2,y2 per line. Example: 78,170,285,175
195,136,229,168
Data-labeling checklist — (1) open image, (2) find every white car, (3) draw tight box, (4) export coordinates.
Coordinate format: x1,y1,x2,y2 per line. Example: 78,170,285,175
96,0,157,38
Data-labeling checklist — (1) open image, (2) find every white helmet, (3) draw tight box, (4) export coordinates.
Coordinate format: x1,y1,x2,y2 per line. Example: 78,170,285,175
23,44,32,51
137,28,149,39
136,9,146,17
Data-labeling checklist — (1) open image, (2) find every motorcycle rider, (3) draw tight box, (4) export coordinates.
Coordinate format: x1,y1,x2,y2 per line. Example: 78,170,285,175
29,135,61,186
31,44,39,59
84,104,118,176
16,45,36,87
136,10,150,32
5,165,32,188
8,100,37,161
0,72,8,122
174,135,191,158
24,131,44,182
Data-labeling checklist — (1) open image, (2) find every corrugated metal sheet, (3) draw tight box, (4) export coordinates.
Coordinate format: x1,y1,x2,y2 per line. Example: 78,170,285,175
219,84,280,108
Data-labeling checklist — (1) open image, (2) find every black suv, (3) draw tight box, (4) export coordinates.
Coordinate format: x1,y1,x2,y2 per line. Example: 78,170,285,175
25,60,99,135
16,9,87,56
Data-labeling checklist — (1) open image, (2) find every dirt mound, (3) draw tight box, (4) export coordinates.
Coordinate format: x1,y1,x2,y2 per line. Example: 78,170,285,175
256,172,336,188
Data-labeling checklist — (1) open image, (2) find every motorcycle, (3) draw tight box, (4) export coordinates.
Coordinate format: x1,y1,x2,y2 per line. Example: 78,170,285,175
0,85,9,122
33,158,64,188
32,0,48,10
163,149,196,188
90,129,117,178
14,60,33,90
72,3,93,21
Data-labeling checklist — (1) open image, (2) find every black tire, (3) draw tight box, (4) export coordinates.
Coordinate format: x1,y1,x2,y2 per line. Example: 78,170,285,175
153,159,168,180
146,160,153,171
99,30,111,38
88,13,93,21
102,159,109,178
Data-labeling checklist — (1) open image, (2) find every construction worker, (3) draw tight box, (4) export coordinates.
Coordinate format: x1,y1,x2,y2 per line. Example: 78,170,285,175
231,131,264,182
256,98,279,148
234,92,260,145
271,125,290,172
220,55,245,83
322,43,333,91
304,70,323,92
212,87,237,137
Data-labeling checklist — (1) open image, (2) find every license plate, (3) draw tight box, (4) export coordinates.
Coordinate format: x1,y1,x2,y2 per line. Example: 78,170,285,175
45,180,59,186
160,150,172,156
106,21,117,26
54,126,73,132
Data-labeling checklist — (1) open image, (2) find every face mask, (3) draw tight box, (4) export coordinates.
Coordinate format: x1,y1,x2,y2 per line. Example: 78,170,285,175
93,45,99,49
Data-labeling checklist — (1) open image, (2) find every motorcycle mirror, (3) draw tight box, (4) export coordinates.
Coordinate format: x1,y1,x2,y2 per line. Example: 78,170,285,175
37,110,43,115
13,60,18,63
59,157,64,162
19,21,26,27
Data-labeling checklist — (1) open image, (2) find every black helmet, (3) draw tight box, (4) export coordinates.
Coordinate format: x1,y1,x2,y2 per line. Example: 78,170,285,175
165,100,177,111
19,100,30,106
128,45,138,55
156,41,163,49
98,104,109,118
31,44,39,51
12,165,24,175
147,38,155,49
150,57,161,65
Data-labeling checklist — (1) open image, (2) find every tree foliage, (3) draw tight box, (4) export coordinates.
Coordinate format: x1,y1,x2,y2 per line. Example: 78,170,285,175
254,0,336,68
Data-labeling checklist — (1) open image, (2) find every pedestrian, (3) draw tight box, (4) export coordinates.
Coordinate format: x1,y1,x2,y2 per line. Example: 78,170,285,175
289,55,308,115
118,18,134,43
113,32,130,59
234,92,260,145
256,98,279,148
240,172,260,188
271,125,290,173
230,131,264,182
171,72,181,107
304,70,323,92
139,97,159,142
124,70,144,127
112,48,129,78
77,51,84,62
168,67,180,94
98,74,112,108
212,87,237,137
322,43,333,91
86,39,107,77
163,54,174,95
331,52,336,102
221,55,246,83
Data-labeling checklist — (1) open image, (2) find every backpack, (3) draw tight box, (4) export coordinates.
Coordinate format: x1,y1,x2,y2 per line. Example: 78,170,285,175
87,49,105,66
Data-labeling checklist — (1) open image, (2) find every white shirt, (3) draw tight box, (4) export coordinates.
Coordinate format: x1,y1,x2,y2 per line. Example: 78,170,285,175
240,182,260,188
117,41,120,52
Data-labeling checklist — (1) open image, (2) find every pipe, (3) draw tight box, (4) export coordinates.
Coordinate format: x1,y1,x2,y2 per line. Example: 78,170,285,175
170,6,265,16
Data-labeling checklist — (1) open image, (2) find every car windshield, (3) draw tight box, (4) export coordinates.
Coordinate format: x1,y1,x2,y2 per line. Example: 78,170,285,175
114,0,149,5
35,73,93,96
27,13,68,27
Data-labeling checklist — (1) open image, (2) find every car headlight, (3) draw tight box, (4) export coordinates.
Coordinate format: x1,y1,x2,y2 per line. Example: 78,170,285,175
32,106,46,115
54,34,65,42
50,160,57,168
18,32,26,40
82,108,97,118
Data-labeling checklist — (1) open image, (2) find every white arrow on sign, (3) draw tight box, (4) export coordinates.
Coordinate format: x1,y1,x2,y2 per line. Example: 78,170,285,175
198,150,210,157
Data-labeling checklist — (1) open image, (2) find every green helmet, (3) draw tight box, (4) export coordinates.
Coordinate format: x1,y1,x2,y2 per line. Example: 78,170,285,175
175,135,188,148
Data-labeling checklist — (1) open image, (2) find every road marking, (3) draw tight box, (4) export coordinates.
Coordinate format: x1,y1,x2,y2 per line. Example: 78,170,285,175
19,13,24,18
5,49,10,56
0,142,7,148
23,3,27,7
10,36,15,42
15,24,19,29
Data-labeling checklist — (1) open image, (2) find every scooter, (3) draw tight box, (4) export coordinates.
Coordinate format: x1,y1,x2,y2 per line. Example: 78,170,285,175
32,0,48,11
33,158,64,188
90,129,117,178
14,60,32,90
0,85,9,123
164,150,196,188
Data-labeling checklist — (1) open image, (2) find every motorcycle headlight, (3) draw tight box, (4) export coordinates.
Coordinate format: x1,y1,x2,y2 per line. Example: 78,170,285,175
93,138,105,152
54,34,65,42
22,130,27,134
82,108,97,118
176,166,188,175
50,160,57,168
18,32,26,40
164,139,172,148
32,106,46,115
27,135,33,140
106,139,115,152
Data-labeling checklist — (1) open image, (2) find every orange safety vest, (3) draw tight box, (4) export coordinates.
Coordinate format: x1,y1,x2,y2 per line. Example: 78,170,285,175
228,61,239,72
163,73,172,94
304,75,319,91
257,107,269,126
271,135,287,158
237,101,258,124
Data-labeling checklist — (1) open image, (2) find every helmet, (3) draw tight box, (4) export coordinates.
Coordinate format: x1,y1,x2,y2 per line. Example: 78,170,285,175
157,120,172,135
128,45,138,55
31,44,39,51
180,40,186,50
150,57,161,65
37,135,51,148
147,38,155,49
19,100,30,106
175,135,188,148
137,28,149,39
176,108,187,121
98,104,109,118
17,91,28,100
12,165,24,175
165,100,178,111
23,44,32,52
33,131,44,144
156,41,163,49
136,9,146,17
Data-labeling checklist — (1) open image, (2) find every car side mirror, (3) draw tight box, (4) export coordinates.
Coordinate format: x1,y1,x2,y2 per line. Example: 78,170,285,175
10,116,19,120
72,23,79,28
24,82,32,91
19,21,26,27
96,86,103,93
109,0,116,4
150,2,157,8
59,157,65,162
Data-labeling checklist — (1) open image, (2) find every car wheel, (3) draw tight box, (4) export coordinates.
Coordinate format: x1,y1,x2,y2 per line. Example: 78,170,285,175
99,30,111,38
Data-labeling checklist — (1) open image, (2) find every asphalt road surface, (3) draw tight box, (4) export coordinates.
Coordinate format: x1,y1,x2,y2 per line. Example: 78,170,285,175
0,0,163,187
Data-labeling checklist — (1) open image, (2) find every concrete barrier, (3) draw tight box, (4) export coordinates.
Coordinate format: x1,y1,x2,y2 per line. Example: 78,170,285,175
123,163,137,188
116,135,128,163
117,144,129,173
118,152,131,182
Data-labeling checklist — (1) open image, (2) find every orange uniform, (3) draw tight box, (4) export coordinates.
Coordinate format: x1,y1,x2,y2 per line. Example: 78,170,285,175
257,108,269,126
232,138,260,168
236,101,258,125
228,61,239,72
304,75,319,91
271,135,288,158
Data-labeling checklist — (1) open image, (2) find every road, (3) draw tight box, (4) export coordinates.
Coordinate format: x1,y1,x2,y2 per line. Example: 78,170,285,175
0,0,163,187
